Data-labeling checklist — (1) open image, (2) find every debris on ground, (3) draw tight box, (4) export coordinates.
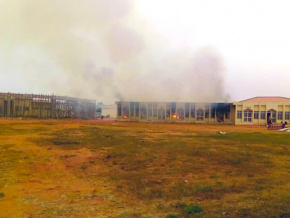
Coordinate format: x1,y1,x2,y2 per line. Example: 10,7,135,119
219,131,226,134
278,127,290,132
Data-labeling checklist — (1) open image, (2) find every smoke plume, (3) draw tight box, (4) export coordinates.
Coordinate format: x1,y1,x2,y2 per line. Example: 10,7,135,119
0,0,229,103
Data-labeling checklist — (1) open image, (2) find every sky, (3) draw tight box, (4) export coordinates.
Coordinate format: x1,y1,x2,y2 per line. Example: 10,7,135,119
0,0,289,103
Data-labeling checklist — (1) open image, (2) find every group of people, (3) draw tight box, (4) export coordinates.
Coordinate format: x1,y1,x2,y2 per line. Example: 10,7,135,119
267,116,288,129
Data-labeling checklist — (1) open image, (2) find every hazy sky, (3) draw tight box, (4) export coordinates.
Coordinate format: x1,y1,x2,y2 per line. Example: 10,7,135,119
0,0,289,103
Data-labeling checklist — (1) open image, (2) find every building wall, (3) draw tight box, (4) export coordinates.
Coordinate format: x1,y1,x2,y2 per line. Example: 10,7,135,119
116,101,234,124
233,101,290,125
0,93,96,119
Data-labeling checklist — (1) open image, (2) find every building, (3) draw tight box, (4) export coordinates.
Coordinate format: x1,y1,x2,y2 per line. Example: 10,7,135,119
0,92,96,119
115,96,290,125
233,96,290,125
115,101,235,124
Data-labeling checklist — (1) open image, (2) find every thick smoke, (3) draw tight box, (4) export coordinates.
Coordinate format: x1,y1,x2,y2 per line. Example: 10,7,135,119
0,0,229,103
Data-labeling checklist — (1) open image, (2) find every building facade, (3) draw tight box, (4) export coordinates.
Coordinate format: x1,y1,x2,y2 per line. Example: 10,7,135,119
233,97,290,125
115,101,235,124
0,93,96,119
116,97,290,125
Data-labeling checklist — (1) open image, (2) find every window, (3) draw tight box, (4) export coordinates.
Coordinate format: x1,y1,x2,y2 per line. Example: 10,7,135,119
166,104,170,118
211,108,215,118
272,111,276,123
254,111,259,119
260,111,266,119
205,107,209,118
153,105,157,118
117,103,122,116
285,112,290,120
158,108,165,120
244,110,252,122
177,108,184,120
225,112,230,119
171,103,176,116
130,102,134,116
140,107,147,119
185,103,189,118
148,104,152,118
237,111,242,119
122,106,129,119
196,109,204,120
190,104,195,118
135,103,139,117
278,111,283,120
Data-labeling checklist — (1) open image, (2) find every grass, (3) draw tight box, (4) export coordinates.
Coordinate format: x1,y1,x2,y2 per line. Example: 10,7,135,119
0,119,289,217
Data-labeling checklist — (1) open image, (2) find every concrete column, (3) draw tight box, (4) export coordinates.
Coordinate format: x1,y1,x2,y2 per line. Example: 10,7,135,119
209,104,211,123
242,105,244,123
235,105,237,125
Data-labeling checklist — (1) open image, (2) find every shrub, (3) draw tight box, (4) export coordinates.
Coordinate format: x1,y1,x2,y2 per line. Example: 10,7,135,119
0,192,5,198
183,204,204,215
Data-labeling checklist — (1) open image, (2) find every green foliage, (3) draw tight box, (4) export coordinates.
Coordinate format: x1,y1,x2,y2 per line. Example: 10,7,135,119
183,204,204,215
0,192,5,198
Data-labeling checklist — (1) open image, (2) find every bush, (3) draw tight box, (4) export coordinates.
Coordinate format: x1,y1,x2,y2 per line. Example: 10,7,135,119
0,192,5,198
183,204,203,215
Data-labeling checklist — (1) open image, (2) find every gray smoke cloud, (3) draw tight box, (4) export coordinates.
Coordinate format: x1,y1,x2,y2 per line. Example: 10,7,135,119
0,0,230,103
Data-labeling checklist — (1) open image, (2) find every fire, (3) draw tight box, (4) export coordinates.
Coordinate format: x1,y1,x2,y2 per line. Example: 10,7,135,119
123,115,128,119
172,113,180,119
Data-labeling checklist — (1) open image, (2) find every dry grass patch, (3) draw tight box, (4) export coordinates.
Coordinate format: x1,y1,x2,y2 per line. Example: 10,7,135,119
0,119,289,217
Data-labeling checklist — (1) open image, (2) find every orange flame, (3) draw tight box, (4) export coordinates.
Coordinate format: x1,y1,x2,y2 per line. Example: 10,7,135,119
123,115,128,119
172,113,176,118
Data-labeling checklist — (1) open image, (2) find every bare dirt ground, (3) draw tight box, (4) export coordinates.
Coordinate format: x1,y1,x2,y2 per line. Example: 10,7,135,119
0,118,289,217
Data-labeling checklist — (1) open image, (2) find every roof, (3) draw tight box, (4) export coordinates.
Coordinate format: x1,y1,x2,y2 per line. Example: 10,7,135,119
239,96,290,102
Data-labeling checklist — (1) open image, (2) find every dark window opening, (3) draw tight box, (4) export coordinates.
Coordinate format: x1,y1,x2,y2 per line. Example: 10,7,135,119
130,102,134,116
254,111,259,119
135,102,139,117
122,106,129,119
166,104,170,118
190,104,195,118
158,108,165,120
260,111,266,119
197,109,204,120
140,107,147,119
185,103,189,118
148,104,152,118
117,102,122,116
278,111,283,120
177,108,184,120
153,105,157,118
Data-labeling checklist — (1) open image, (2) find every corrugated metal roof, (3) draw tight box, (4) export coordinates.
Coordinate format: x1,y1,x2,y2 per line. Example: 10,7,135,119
240,96,290,102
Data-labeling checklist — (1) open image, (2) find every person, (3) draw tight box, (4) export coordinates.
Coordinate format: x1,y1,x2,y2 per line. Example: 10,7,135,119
101,115,104,120
267,116,272,129
268,116,272,125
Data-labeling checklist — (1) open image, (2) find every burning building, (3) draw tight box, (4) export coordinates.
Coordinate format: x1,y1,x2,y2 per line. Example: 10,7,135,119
0,92,96,119
116,97,290,125
115,101,235,124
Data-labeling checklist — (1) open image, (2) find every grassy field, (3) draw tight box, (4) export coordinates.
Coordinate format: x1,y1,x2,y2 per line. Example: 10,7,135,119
0,118,289,218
